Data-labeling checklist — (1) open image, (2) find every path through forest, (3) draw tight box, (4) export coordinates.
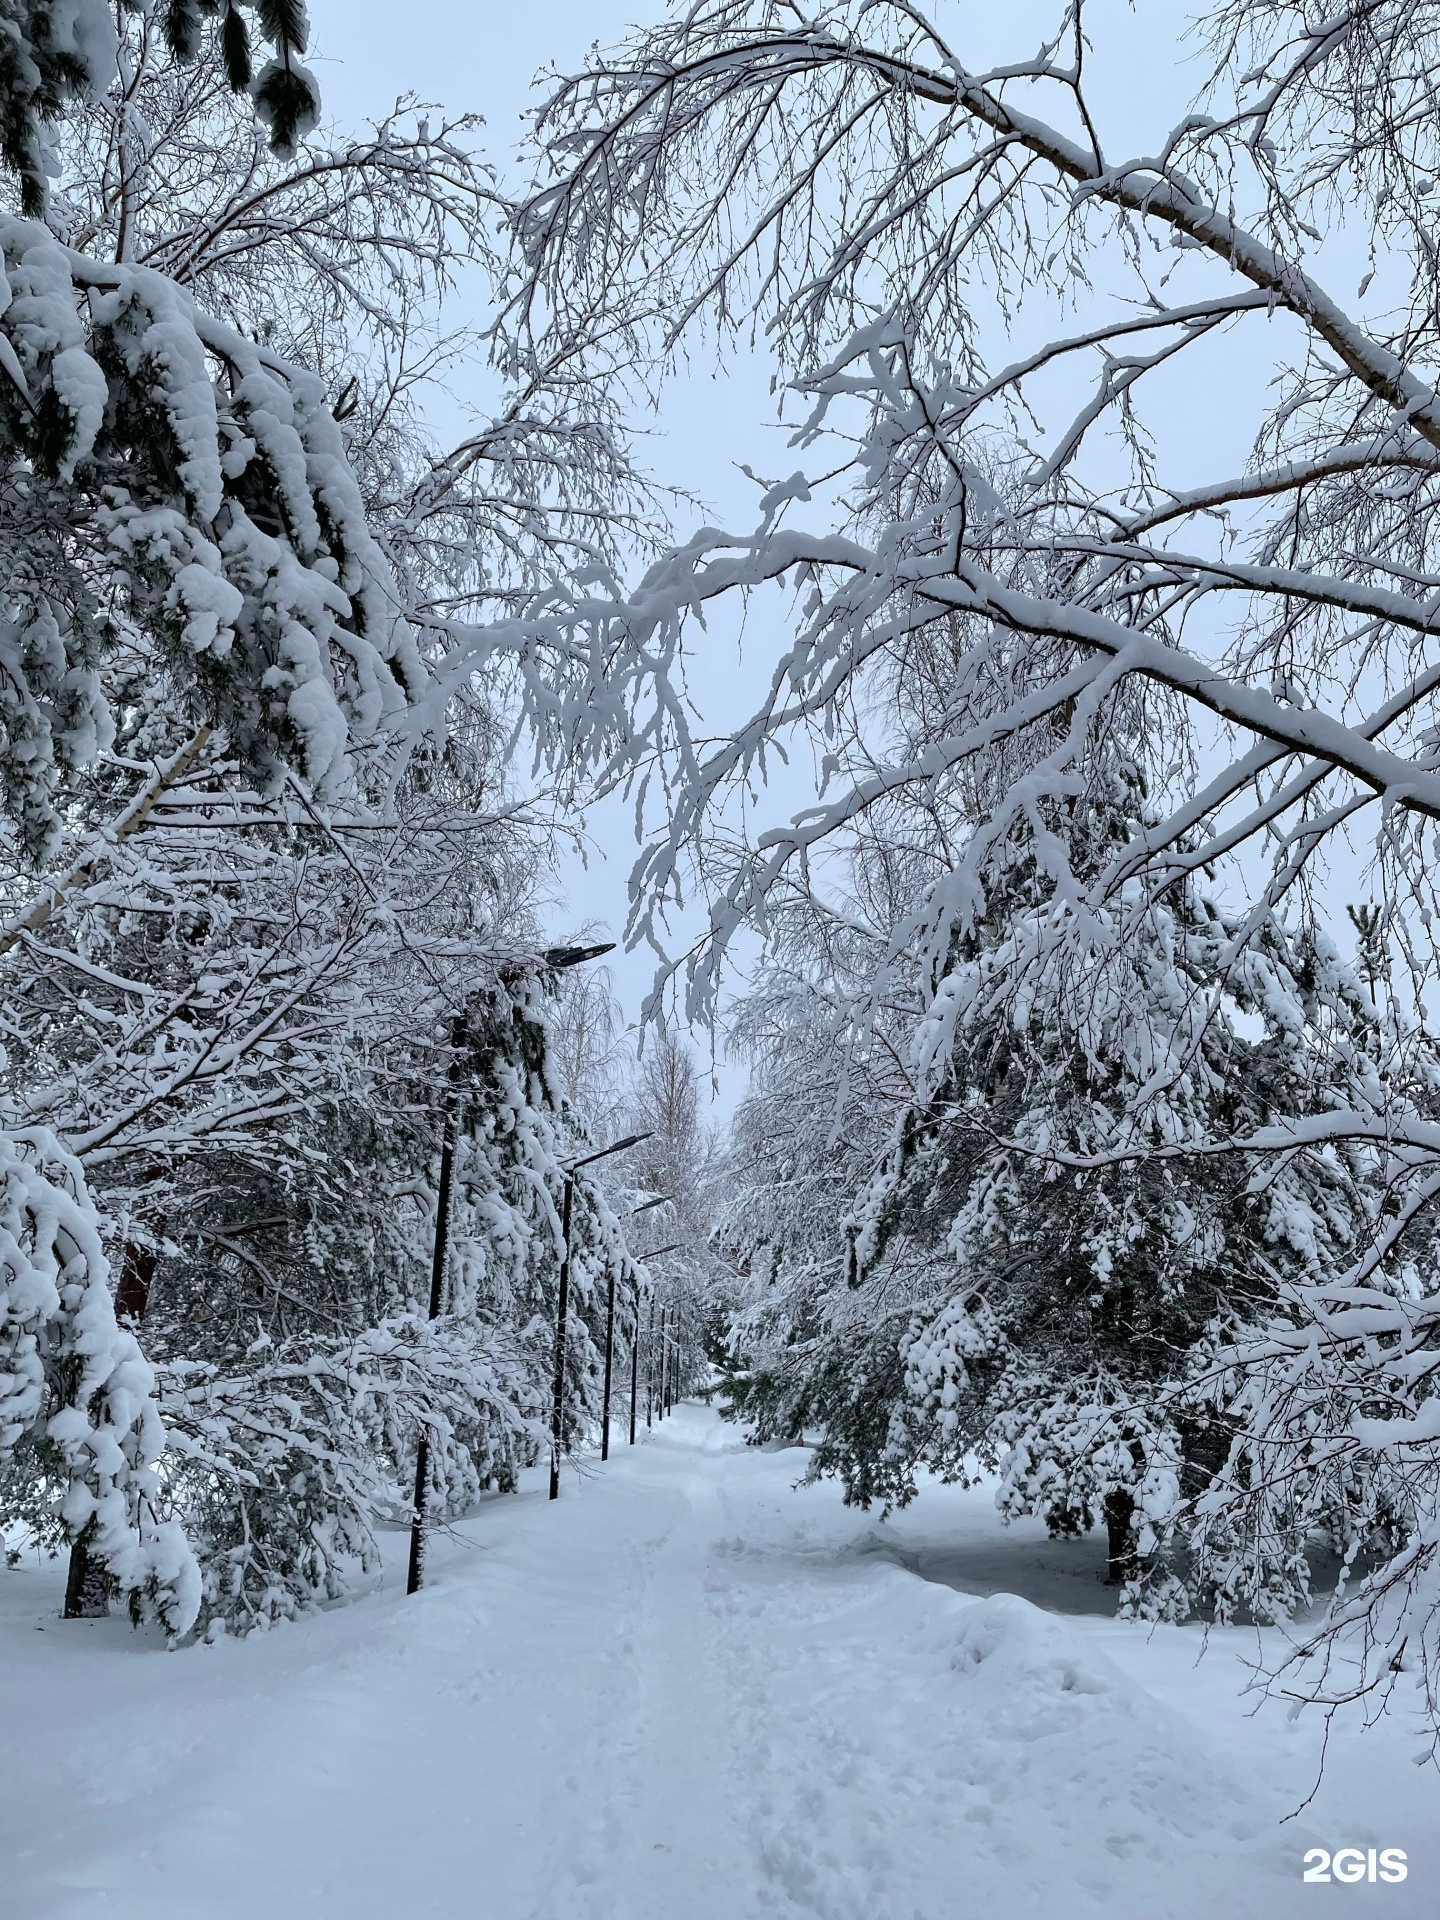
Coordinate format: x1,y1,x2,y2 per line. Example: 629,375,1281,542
2,1407,1434,1919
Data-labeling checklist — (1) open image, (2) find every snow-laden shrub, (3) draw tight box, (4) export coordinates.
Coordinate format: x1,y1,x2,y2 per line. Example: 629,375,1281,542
0,1127,198,1630
155,1312,543,1636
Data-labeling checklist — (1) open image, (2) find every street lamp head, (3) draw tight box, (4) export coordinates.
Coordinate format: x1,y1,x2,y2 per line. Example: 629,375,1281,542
543,942,617,971
566,1130,653,1172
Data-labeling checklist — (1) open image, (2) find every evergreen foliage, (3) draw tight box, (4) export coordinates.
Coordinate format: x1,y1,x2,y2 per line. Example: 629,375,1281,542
0,3,318,218
722,754,1417,1622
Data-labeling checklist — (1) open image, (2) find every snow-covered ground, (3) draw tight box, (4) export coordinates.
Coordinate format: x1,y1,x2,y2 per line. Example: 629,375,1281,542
2,1405,1434,1920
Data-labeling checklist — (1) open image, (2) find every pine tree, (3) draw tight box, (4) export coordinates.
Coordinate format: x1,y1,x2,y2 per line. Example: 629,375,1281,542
725,759,1393,1617
0,4,319,217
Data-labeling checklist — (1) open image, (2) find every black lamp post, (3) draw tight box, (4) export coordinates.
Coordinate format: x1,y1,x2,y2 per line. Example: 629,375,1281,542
629,1283,642,1446
607,1195,670,1459
660,1297,672,1420
407,1012,466,1597
548,1131,651,1499
646,1292,657,1428
621,1240,679,1448
409,943,618,1590
600,1269,618,1462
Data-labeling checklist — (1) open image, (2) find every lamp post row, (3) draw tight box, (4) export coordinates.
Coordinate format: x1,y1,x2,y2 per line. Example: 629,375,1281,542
407,943,694,1589
409,1120,685,1585
547,1130,653,1500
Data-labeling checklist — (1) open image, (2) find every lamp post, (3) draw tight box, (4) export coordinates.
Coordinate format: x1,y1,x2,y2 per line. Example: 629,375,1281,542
657,1304,668,1421
608,1195,671,1459
621,1239,679,1450
409,942,617,1590
549,1131,651,1500
668,1298,684,1414
657,1305,667,1418
646,1293,657,1428
600,1270,617,1462
407,1011,466,1597
629,1281,642,1445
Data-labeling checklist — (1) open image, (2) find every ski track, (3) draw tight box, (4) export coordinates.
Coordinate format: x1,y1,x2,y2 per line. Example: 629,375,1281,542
2,1406,1435,1920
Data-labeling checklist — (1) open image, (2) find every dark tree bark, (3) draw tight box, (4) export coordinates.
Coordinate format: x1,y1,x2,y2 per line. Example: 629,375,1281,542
65,1239,159,1615
1103,1487,1138,1586
113,1239,158,1325
63,1521,113,1619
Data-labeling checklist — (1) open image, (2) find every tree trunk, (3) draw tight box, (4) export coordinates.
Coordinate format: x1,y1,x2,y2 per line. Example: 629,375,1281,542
68,1239,158,1615
113,1239,158,1325
1103,1487,1137,1586
63,1522,113,1619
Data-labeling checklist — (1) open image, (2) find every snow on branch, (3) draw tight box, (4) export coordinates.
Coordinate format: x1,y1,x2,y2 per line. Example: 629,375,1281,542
0,1126,199,1631
0,215,426,857
493,0,1440,1731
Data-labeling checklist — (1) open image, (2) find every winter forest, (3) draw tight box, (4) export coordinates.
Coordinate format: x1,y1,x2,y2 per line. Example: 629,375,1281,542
2,1,1440,1914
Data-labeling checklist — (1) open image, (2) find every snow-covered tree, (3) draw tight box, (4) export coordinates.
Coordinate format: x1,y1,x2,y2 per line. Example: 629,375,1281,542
147,953,632,1636
0,20,403,1628
717,731,1404,1606
0,1124,199,1626
43,12,659,629
454,0,1440,1725
0,10,653,1630
716,881,925,1468
0,3,319,218
614,1028,725,1404
0,717,642,1629
851,776,1394,1599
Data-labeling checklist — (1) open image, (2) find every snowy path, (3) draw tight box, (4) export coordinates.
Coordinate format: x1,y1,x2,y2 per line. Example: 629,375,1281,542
3,1406,1435,1920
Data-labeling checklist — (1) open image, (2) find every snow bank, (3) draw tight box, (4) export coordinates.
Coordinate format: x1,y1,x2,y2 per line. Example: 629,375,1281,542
706,1537,1294,1919
1,1407,1431,1920
923,1588,1265,1882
